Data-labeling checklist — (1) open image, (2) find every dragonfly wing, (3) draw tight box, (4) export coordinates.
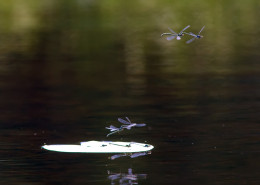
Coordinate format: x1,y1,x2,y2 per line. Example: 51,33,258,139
105,125,114,130
110,125,118,129
106,125,118,131
161,33,172,36
125,117,131,123
180,25,190,34
118,118,131,124
186,37,196,44
135,123,146,127
188,32,197,37
166,35,176,40
168,27,177,34
198,25,205,34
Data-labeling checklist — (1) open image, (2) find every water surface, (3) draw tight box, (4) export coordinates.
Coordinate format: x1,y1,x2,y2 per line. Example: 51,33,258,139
0,1,259,184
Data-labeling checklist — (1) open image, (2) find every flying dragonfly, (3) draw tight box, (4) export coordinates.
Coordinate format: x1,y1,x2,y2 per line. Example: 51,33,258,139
105,125,124,137
118,117,146,130
186,25,205,44
161,25,190,40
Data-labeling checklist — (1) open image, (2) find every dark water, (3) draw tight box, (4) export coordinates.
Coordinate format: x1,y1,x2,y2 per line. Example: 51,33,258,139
0,1,259,184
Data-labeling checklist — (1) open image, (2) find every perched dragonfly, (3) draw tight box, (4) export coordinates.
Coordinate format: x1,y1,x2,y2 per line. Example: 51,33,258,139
105,125,124,137
186,25,205,44
118,117,146,130
161,25,190,40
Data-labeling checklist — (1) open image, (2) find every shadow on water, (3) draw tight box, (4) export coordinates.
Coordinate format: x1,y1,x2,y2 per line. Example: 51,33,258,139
0,0,259,184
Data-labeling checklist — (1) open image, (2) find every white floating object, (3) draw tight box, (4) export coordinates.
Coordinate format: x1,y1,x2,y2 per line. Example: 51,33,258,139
42,141,154,153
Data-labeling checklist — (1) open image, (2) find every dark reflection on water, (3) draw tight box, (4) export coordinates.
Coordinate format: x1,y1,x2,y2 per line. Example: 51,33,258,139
0,0,259,185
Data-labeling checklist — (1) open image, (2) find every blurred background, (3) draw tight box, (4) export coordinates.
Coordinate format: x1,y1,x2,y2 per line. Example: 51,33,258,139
0,0,259,184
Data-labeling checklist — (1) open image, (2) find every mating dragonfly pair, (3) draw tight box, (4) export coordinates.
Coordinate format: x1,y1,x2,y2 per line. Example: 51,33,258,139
161,25,205,44
106,117,146,137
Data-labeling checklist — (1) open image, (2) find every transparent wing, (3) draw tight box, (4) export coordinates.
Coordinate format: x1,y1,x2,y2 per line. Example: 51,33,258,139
109,125,120,131
166,35,176,40
198,25,205,34
135,123,146,127
180,25,190,34
110,125,118,129
118,118,131,125
105,125,117,130
188,32,197,37
161,33,173,37
186,37,196,44
168,27,177,34
125,117,131,123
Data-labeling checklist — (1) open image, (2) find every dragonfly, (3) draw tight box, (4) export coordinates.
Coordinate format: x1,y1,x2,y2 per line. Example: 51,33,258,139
105,125,124,137
161,25,190,40
186,25,205,44
108,168,147,185
118,117,146,130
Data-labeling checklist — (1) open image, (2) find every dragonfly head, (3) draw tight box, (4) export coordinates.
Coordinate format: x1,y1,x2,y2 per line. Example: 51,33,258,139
119,125,125,130
198,35,203,38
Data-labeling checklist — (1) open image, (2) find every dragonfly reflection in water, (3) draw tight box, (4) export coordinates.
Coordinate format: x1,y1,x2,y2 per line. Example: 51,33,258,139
161,25,190,40
186,25,205,44
110,151,151,160
108,168,147,185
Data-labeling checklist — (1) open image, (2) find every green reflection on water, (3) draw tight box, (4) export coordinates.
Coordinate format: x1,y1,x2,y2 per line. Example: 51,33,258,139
0,0,259,75
0,0,259,121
